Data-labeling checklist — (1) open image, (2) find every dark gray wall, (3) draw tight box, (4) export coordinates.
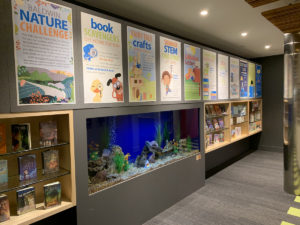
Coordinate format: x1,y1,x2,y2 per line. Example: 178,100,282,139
254,55,284,151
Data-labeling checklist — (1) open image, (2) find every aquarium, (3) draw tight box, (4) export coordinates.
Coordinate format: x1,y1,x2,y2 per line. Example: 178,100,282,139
87,108,200,194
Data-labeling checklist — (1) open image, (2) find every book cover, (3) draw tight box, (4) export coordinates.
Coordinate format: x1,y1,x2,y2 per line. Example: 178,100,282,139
44,181,61,209
0,125,6,154
212,119,219,130
235,127,242,137
0,160,7,186
217,118,224,129
42,150,59,174
40,121,58,146
207,134,213,146
0,195,10,222
255,111,261,121
11,124,31,152
18,154,37,181
214,134,220,144
206,120,214,131
209,105,216,115
213,105,222,115
17,186,36,215
220,132,224,142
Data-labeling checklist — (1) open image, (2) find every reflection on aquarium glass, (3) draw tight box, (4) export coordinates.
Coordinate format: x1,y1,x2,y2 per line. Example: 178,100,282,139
87,108,200,194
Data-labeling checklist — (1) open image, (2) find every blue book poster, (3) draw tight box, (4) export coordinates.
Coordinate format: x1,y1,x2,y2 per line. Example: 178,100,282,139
256,64,262,98
240,61,248,98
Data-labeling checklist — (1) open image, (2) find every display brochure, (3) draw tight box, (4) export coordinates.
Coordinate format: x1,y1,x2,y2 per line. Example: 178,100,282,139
256,64,262,98
240,61,248,98
17,186,36,215
248,62,255,98
160,37,181,101
40,121,57,146
230,57,239,99
206,119,214,131
203,50,217,100
127,26,156,102
0,124,6,154
12,0,75,105
18,154,37,181
184,44,201,100
213,119,219,130
44,181,61,209
42,149,59,174
11,124,31,151
217,54,229,100
0,195,10,222
0,160,7,186
81,12,123,103
218,118,224,129
214,134,220,144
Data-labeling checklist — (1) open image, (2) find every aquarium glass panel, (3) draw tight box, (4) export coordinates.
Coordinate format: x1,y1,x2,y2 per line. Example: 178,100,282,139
87,108,200,194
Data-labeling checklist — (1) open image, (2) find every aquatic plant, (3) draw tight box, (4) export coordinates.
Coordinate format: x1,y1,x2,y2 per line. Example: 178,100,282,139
175,123,181,141
113,152,125,173
163,122,170,143
123,160,129,171
186,136,192,152
173,145,178,154
155,123,162,147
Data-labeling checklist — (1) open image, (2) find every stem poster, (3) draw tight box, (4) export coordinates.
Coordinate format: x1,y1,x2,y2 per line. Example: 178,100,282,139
240,61,248,98
81,12,123,103
127,26,156,102
203,50,217,100
217,54,229,100
160,37,181,101
230,57,239,99
248,62,255,98
12,0,75,105
255,64,262,98
184,44,201,100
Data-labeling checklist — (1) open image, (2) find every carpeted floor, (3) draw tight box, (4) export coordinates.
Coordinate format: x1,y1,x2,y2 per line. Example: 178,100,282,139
143,150,297,225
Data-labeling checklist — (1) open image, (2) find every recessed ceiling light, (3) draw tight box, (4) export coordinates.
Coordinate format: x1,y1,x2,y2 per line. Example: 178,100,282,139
265,45,271,49
241,32,248,37
200,10,208,16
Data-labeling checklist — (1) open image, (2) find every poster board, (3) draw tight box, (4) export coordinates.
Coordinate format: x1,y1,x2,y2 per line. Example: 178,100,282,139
248,62,255,98
240,61,248,98
217,54,229,100
184,44,201,100
203,50,217,100
12,0,75,105
81,12,123,103
255,64,262,98
160,37,181,101
127,26,156,102
230,57,240,99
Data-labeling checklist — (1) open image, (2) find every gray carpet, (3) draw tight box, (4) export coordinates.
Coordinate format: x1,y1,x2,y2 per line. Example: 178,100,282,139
143,150,298,225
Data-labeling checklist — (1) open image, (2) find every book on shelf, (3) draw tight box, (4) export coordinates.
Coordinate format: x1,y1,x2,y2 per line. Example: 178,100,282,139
236,116,245,124
40,121,58,146
44,181,61,209
255,111,261,121
0,194,10,222
18,154,37,181
250,113,255,123
207,134,213,146
239,105,247,116
231,129,235,138
205,120,209,131
232,105,239,115
235,127,242,137
42,149,59,174
212,119,220,130
205,106,211,116
206,119,214,131
220,104,226,114
17,186,36,215
214,134,220,144
249,123,256,132
0,160,7,186
217,118,224,129
209,105,216,115
213,105,222,115
11,124,31,152
0,124,6,154
219,132,224,142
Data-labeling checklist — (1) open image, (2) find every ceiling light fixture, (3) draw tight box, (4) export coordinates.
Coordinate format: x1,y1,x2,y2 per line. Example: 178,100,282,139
265,45,271,49
200,10,208,16
241,32,248,37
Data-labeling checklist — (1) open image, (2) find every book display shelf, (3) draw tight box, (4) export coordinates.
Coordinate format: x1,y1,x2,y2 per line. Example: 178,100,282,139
0,111,76,225
204,99,263,154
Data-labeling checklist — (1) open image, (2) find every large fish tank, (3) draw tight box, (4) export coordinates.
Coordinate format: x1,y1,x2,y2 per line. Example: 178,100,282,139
87,108,200,194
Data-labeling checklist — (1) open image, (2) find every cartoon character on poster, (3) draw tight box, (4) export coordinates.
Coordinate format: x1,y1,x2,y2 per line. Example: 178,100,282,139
107,73,123,101
162,69,173,95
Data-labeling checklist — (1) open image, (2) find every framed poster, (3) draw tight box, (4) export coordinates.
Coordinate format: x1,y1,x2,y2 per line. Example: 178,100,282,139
12,0,75,105
203,50,217,100
127,26,156,102
240,61,248,98
81,12,123,103
160,37,181,101
217,54,229,100
255,64,262,98
248,62,255,98
230,57,239,99
184,44,201,101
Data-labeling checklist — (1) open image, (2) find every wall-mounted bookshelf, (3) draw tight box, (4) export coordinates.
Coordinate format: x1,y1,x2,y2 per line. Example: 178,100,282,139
0,111,76,225
204,99,263,154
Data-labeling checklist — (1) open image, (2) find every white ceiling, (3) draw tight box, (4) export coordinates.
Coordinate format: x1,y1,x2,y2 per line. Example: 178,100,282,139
76,0,295,58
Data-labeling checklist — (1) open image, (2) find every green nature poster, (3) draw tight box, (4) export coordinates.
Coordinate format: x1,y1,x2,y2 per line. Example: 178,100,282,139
184,44,201,100
248,62,255,98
